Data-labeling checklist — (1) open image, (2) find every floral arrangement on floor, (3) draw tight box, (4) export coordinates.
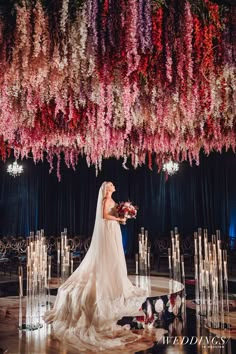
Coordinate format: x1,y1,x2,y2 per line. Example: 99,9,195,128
121,293,184,330
0,0,235,179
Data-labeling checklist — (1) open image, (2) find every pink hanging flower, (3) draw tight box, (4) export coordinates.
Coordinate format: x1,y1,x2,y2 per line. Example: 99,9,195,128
165,37,172,83
184,2,193,80
125,0,140,76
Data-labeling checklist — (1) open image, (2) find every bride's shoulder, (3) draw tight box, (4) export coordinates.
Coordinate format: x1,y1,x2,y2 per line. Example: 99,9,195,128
103,197,114,205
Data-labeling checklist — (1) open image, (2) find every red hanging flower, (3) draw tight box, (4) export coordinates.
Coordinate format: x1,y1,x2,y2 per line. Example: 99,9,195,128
193,16,203,68
152,7,163,54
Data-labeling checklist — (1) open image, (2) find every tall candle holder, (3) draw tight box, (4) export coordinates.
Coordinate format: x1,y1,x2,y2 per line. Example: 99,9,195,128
60,229,70,283
56,228,71,284
48,255,52,281
168,230,185,286
57,241,60,284
194,228,230,330
223,249,230,329
19,231,48,331
135,253,138,275
18,265,23,298
137,227,151,275
18,265,23,331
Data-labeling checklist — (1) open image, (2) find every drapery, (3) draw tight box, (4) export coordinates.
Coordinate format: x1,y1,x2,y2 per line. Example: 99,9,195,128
0,150,235,253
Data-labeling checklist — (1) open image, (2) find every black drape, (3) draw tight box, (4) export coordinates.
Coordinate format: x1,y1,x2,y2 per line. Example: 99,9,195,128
0,150,236,254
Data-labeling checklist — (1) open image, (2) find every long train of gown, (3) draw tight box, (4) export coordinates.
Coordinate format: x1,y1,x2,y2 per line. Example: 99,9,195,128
43,219,147,351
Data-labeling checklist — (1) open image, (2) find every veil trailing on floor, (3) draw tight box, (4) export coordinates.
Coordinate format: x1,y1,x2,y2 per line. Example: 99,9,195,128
44,182,147,351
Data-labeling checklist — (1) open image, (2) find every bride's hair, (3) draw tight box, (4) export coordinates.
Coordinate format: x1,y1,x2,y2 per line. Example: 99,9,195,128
101,181,113,197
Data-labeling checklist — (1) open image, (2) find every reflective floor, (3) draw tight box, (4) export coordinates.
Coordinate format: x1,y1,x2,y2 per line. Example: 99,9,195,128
0,274,236,354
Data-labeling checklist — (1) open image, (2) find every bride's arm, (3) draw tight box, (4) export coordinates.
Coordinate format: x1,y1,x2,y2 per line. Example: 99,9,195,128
103,199,121,221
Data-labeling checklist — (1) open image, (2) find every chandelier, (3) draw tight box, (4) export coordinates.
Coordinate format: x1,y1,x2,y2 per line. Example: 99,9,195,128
163,160,179,176
7,161,23,177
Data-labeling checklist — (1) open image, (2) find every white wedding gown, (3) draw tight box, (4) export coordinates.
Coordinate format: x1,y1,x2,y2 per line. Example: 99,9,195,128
44,182,147,351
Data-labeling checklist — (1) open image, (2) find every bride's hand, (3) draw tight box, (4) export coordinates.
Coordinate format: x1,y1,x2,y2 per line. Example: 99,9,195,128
118,217,126,223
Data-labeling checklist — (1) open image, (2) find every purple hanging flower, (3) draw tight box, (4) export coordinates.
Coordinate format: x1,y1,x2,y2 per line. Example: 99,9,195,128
143,0,152,51
88,0,98,51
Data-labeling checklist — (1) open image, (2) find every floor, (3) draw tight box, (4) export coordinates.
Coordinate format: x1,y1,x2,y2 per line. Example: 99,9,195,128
0,261,236,354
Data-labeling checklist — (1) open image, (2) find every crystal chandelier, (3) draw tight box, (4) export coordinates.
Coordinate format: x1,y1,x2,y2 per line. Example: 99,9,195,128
7,161,23,177
163,160,179,176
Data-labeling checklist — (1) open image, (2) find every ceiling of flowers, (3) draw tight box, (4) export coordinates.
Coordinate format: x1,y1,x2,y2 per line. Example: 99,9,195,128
0,0,235,178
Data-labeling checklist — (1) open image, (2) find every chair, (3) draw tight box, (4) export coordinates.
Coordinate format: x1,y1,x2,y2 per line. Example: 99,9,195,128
84,237,92,253
0,240,9,275
71,236,86,265
181,236,194,272
155,238,171,271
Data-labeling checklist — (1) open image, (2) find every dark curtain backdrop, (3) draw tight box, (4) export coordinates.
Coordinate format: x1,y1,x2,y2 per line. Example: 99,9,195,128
0,150,236,254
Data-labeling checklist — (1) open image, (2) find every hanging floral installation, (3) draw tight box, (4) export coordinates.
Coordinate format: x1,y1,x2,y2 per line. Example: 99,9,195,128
0,0,235,179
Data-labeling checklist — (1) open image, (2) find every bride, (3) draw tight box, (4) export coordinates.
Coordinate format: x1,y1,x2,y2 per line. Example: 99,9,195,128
44,181,147,350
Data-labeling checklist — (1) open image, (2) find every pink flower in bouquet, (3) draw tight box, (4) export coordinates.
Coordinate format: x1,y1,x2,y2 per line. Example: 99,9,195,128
116,201,138,220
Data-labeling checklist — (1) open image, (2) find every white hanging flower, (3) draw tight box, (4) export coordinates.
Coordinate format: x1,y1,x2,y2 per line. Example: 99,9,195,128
60,0,69,33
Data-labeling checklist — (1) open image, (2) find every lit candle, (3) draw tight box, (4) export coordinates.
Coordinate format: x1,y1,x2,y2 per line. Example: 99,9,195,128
173,250,176,268
177,245,180,262
43,244,46,258
198,235,202,258
71,258,74,274
202,266,205,287
147,246,151,268
135,254,138,274
18,266,23,297
181,255,185,278
27,245,30,264
44,270,47,287
204,238,208,262
218,248,222,270
168,248,172,270
194,255,198,276
223,260,228,281
61,232,64,252
171,236,175,257
30,241,33,254
194,233,198,255
145,230,148,250
48,260,51,280
144,251,147,265
139,240,141,254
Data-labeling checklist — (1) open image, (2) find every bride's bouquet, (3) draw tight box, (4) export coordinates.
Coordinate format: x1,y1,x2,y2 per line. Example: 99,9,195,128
116,201,138,224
